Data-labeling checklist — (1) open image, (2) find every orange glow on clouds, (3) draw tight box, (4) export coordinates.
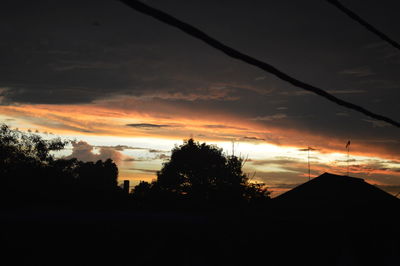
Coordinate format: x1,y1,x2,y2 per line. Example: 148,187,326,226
1,99,400,196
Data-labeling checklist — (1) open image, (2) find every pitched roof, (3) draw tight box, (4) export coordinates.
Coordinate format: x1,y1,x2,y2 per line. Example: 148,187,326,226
274,172,399,209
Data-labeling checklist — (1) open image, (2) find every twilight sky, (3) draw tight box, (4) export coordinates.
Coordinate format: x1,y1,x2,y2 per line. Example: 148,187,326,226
1,0,400,196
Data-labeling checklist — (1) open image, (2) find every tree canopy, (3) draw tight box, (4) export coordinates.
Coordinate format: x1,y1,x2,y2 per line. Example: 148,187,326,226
0,124,120,206
133,139,269,205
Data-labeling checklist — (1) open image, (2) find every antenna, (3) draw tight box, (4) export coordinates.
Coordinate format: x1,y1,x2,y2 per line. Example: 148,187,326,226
347,148,349,176
346,140,351,176
232,139,235,156
299,146,317,181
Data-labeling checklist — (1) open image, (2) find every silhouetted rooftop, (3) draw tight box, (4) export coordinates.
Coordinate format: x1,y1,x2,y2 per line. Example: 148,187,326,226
274,172,399,209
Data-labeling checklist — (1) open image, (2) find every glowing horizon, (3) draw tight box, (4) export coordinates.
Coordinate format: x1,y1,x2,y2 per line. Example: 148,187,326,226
2,102,399,198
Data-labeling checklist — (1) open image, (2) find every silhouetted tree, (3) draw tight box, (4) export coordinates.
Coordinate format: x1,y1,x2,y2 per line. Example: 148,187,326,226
0,124,67,166
133,181,154,199
0,124,121,206
133,139,269,206
0,124,69,202
76,159,118,191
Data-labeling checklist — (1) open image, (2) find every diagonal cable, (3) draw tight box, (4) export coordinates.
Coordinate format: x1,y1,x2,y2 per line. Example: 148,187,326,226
326,0,400,52
119,0,400,128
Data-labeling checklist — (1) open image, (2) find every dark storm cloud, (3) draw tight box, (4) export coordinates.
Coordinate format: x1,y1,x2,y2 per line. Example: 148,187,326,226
0,0,268,105
126,123,170,128
251,114,287,121
242,136,266,142
339,66,375,77
362,119,391,128
203,124,247,130
1,0,400,156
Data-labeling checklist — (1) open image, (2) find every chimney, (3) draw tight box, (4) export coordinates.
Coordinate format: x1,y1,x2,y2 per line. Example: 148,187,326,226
123,180,130,194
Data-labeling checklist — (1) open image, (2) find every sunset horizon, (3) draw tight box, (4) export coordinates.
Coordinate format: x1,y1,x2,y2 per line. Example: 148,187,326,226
1,1,400,265
1,0,399,197
2,108,399,197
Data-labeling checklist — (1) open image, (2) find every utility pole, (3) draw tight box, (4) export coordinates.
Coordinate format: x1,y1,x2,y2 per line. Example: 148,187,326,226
308,148,311,181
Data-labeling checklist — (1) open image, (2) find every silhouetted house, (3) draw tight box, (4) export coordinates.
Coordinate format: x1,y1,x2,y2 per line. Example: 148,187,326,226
273,172,399,221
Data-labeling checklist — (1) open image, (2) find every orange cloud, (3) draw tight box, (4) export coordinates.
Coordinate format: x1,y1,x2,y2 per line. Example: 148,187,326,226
1,98,399,168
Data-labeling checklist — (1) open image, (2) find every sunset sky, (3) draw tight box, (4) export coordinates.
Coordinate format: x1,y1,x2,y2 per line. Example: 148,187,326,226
1,0,400,196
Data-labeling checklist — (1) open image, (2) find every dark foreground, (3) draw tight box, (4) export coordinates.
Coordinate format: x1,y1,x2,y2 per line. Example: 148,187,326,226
1,205,399,266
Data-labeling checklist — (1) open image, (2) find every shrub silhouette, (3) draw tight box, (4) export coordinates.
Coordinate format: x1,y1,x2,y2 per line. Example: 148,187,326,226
133,139,270,206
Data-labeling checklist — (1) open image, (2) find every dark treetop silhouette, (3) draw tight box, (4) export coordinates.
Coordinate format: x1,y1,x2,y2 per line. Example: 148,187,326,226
132,138,270,207
0,124,121,207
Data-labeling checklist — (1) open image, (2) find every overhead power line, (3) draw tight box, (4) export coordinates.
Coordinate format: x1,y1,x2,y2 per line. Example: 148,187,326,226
119,0,400,128
326,0,400,52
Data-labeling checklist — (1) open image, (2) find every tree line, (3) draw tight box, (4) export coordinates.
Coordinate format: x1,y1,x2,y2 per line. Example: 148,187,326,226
0,124,269,209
